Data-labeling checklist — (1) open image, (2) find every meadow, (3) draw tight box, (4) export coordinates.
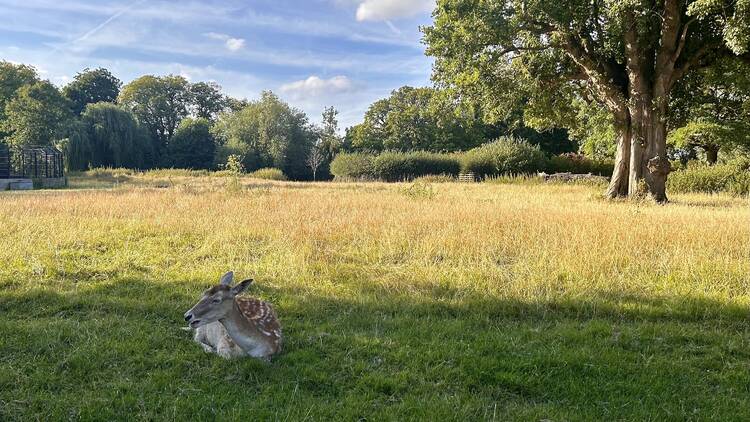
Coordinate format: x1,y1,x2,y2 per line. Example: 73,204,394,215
1,172,749,420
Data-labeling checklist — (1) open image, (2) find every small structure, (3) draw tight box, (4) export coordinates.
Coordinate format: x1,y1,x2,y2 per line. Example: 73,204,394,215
0,144,66,190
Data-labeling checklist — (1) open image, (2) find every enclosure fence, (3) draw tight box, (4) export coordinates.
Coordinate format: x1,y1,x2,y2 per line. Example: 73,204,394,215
0,144,64,179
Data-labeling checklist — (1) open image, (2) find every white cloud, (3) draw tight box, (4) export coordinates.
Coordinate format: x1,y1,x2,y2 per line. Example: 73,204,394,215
355,0,433,22
225,38,246,51
204,32,246,51
280,76,356,99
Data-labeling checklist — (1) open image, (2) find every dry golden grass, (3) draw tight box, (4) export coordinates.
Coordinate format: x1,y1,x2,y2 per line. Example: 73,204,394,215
1,175,749,419
3,177,748,306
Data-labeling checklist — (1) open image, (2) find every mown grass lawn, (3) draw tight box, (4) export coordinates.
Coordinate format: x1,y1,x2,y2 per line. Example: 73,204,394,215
1,173,749,420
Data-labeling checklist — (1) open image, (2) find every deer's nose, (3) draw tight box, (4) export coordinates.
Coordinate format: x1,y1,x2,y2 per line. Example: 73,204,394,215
184,312,193,322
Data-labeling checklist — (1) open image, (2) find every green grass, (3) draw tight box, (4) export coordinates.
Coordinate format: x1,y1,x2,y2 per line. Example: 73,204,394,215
1,174,749,420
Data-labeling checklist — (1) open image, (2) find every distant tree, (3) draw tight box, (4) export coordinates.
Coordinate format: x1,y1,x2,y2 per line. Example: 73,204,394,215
212,91,315,179
119,75,191,164
319,106,343,160
668,58,750,164
306,144,325,180
424,0,750,201
226,97,250,113
67,102,154,170
348,86,572,154
63,68,122,116
0,61,39,140
167,118,216,169
2,81,72,147
190,82,227,121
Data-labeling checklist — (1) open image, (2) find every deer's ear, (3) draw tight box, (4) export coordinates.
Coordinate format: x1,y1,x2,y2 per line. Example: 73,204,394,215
219,271,234,286
231,279,253,296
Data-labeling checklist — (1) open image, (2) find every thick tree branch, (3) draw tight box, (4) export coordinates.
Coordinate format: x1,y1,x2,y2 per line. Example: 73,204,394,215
671,17,697,64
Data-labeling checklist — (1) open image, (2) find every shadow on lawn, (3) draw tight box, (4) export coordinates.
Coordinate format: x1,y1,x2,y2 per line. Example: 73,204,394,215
2,276,748,326
3,277,750,420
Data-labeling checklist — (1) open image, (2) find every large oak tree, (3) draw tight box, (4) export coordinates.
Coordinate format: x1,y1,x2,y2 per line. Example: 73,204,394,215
424,0,750,201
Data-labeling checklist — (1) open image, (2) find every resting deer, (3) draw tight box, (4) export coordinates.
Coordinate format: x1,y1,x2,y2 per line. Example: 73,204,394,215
184,271,282,359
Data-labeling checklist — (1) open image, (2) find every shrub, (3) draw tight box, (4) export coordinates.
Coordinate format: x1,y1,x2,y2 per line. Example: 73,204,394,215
223,154,245,174
462,137,547,177
249,168,287,181
373,151,461,182
414,174,456,183
330,153,377,180
545,153,614,176
668,161,750,196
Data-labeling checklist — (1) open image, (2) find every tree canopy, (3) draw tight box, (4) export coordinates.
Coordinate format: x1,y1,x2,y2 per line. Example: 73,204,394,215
424,0,750,201
1,81,72,147
190,82,227,121
167,118,216,170
63,68,122,116
118,75,192,164
212,91,316,179
63,102,153,170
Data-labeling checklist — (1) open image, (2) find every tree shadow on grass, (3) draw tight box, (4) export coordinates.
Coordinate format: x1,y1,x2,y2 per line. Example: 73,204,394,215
1,278,750,420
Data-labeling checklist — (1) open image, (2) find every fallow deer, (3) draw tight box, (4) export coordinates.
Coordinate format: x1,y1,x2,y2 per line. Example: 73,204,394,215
184,271,282,359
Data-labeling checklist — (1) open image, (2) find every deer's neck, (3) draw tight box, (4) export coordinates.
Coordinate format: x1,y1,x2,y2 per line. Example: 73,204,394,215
219,301,268,352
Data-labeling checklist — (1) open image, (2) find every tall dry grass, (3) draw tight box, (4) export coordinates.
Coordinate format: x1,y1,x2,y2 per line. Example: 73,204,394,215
1,178,747,315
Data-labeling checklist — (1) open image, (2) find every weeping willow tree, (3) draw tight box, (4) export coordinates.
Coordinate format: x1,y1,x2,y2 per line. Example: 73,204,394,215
62,102,155,171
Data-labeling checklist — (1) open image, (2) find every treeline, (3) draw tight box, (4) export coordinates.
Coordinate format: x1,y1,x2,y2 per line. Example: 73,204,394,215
344,86,577,156
0,62,341,180
0,61,581,181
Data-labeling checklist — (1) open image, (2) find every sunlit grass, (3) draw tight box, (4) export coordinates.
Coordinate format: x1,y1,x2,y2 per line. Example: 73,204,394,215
1,174,749,420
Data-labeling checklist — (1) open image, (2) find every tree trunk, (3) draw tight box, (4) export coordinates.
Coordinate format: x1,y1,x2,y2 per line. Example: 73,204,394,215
605,119,631,198
706,146,719,165
605,103,671,203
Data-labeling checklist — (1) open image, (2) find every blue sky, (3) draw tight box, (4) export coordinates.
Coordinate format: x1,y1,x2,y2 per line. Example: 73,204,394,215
0,0,435,128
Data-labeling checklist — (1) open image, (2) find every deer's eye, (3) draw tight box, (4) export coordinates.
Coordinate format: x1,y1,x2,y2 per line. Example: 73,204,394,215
212,297,222,304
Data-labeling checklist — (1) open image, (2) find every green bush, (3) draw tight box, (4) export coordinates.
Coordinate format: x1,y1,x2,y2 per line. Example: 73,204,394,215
668,161,750,196
373,151,460,182
414,174,456,183
330,153,377,180
546,153,614,176
248,168,287,181
462,137,547,177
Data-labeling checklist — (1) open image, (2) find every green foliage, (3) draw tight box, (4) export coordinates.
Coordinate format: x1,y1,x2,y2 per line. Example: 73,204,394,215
668,58,750,164
248,167,287,181
399,181,437,199
223,154,245,174
212,91,315,180
373,151,461,182
462,137,547,177
65,102,153,170
546,153,614,176
668,161,750,196
347,86,488,153
167,118,215,170
331,151,461,181
118,75,192,163
190,81,227,121
330,152,376,180
0,61,39,130
2,81,72,147
62,68,121,116
413,174,456,183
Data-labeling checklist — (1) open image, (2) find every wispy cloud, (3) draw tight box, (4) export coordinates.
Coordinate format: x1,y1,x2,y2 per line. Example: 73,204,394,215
72,0,145,44
280,75,358,99
355,0,433,22
204,32,246,52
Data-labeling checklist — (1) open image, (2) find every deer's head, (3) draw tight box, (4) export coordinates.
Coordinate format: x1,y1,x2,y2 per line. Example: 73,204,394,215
184,271,253,328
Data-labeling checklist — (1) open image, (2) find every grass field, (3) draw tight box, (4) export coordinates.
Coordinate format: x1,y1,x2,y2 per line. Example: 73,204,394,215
1,172,749,420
